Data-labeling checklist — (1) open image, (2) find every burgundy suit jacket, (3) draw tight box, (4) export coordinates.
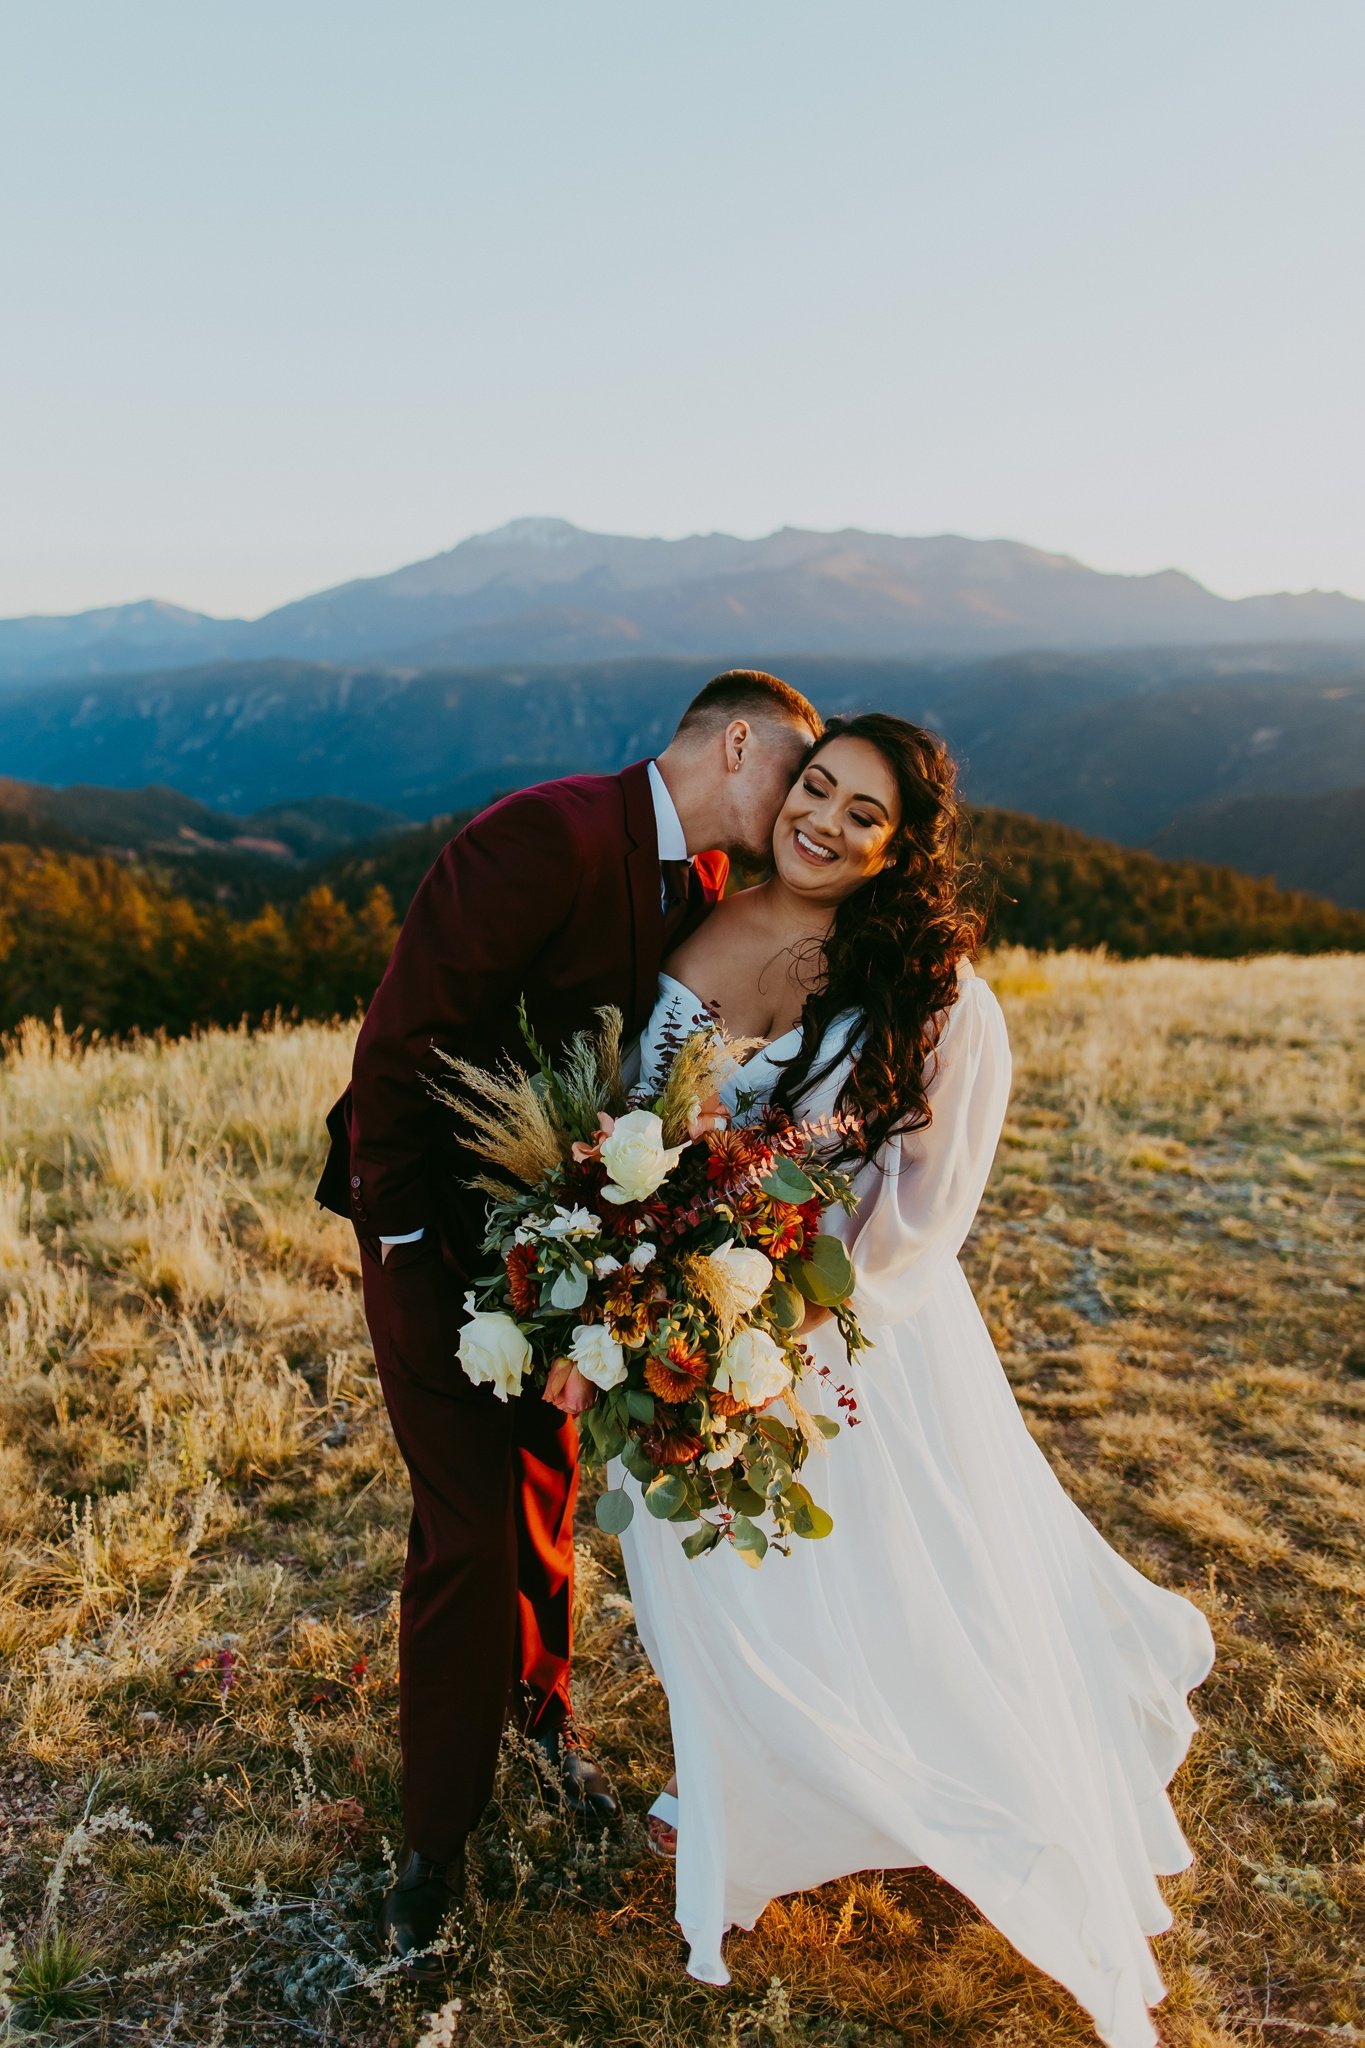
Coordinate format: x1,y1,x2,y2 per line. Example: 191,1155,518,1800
315,760,727,1283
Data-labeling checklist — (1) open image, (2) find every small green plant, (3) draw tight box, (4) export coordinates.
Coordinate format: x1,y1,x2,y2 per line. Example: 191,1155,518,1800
12,1928,102,2025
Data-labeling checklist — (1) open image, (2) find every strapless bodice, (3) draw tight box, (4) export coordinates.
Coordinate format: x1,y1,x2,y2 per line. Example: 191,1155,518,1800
636,971,860,1121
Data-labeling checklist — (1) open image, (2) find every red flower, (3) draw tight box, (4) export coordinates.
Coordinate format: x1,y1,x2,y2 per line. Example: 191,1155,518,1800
797,1196,824,1257
755,1202,805,1259
505,1243,539,1315
639,1418,704,1466
704,1127,768,1186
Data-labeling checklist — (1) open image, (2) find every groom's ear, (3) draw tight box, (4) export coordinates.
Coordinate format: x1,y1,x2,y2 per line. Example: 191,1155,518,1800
723,719,751,775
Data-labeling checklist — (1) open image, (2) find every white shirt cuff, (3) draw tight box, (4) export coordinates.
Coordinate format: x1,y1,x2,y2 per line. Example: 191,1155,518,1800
377,1228,425,1244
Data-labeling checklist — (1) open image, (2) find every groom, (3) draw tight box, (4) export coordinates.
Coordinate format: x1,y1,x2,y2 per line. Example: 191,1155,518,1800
316,668,821,1966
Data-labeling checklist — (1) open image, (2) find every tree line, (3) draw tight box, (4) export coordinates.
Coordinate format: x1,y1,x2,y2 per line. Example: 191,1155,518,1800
0,810,1361,1040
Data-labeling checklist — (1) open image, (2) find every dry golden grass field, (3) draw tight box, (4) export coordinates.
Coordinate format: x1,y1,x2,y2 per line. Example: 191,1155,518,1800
0,949,1361,2047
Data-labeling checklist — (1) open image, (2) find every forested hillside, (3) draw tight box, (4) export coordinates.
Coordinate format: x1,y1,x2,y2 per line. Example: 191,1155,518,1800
1152,785,1365,909
2,803,1360,1038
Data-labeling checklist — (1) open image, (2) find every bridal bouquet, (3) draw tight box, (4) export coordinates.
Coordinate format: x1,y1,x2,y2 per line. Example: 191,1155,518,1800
429,1000,867,1565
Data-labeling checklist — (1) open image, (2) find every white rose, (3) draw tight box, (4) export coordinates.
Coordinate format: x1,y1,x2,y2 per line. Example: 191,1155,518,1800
706,1239,772,1313
714,1326,792,1408
593,1253,623,1278
628,1240,657,1272
598,1110,687,1205
702,1431,745,1471
458,1294,532,1402
539,1205,599,1238
568,1322,629,1391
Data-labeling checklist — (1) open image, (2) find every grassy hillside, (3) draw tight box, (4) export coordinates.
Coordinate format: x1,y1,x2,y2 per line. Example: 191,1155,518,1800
0,953,1360,2043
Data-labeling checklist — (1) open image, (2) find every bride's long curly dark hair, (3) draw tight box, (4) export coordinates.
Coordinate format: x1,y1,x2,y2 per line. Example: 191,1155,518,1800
768,713,988,1164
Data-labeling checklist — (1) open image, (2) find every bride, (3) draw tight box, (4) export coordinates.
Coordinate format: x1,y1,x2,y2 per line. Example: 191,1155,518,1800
559,713,1215,2048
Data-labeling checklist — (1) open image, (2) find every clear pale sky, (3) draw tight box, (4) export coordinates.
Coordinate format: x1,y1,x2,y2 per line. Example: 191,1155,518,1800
2,0,1362,619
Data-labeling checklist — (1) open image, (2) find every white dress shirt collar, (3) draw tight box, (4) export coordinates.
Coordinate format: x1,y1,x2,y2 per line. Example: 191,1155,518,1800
647,759,689,861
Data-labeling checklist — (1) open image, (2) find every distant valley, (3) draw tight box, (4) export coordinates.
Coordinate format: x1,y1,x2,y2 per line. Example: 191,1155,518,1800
2,644,1362,904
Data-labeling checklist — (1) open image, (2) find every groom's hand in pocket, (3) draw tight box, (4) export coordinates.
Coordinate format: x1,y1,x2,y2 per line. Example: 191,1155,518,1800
543,1358,598,1415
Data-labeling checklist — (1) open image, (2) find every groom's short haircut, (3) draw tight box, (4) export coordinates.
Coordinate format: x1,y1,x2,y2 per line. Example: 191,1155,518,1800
675,668,823,743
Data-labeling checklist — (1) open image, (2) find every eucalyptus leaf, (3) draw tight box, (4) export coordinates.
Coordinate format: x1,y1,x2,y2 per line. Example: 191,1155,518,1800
645,1471,687,1519
793,1500,835,1539
595,1488,635,1535
811,1413,842,1441
624,1388,655,1424
761,1160,816,1204
793,1233,856,1306
682,1522,722,1560
622,1440,655,1485
580,1403,608,1459
727,1481,767,1518
729,1514,769,1564
768,1277,805,1331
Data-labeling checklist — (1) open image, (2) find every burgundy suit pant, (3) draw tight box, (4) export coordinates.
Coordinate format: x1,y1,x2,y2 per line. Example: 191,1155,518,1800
359,1235,578,1863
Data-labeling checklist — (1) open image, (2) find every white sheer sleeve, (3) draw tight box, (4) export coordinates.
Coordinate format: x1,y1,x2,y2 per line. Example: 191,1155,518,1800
840,971,1012,1326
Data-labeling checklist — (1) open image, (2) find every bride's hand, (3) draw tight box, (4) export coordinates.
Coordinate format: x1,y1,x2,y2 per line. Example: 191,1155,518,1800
543,1358,598,1415
799,1302,833,1337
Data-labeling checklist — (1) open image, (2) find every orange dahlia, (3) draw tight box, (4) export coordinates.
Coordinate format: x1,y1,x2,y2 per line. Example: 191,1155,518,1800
708,1385,747,1420
642,1351,703,1400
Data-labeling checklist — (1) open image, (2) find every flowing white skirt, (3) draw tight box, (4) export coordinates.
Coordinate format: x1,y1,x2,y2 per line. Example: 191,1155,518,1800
614,1261,1215,2048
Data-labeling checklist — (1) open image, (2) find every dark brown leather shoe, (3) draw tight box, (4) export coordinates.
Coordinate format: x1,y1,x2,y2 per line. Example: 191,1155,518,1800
528,1729,618,1825
378,1847,465,1979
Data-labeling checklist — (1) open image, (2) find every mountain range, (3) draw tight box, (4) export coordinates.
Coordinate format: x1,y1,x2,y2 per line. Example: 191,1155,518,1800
4,518,1365,683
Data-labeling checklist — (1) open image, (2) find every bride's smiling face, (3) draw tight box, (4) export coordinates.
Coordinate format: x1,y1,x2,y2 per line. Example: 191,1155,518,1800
772,735,902,902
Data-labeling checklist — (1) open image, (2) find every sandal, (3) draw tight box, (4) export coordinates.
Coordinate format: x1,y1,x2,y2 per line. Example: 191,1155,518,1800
646,1787,679,1859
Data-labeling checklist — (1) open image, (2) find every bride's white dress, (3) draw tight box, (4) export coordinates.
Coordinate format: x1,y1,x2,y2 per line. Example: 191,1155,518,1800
613,967,1215,2048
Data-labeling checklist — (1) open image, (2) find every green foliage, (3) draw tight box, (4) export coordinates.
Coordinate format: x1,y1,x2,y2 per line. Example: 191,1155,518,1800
0,845,399,1035
793,1235,857,1307
974,807,1365,957
2,787,1362,1041
761,1159,817,1203
768,1276,805,1330
594,1488,634,1534
13,1929,102,2024
644,1471,687,1519
728,1514,769,1566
